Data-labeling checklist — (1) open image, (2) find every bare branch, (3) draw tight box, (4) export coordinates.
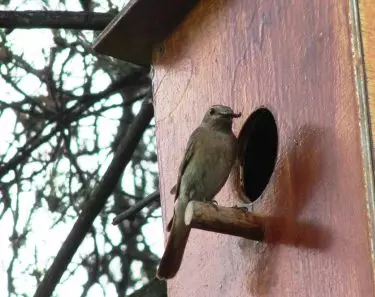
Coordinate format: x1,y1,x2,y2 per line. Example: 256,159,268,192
0,11,116,30
33,100,154,297
0,123,59,179
127,279,167,297
112,190,160,225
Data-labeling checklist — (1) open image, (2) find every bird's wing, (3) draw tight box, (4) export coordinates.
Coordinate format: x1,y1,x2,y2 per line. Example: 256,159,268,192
166,126,205,231
170,184,177,195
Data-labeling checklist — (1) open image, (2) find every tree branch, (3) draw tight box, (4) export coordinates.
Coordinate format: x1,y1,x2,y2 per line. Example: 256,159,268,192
0,124,59,179
112,190,160,225
0,69,149,180
0,11,116,30
127,279,167,297
33,100,154,297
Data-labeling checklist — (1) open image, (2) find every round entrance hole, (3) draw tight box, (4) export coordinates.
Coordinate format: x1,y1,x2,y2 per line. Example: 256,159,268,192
238,108,278,202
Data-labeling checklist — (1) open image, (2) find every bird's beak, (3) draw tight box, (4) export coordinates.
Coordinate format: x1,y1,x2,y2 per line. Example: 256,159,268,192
231,112,242,118
219,110,242,118
223,111,241,118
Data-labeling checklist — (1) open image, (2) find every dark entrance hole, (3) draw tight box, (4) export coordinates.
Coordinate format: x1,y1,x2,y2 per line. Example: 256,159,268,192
238,108,278,202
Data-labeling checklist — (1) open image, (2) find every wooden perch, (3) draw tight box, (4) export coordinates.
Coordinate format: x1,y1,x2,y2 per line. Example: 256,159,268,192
184,201,265,241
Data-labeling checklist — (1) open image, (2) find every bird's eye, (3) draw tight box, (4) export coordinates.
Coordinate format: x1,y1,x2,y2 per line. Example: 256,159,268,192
209,108,215,115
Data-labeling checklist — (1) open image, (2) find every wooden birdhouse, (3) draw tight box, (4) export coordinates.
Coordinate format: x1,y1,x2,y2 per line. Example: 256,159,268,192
94,0,375,296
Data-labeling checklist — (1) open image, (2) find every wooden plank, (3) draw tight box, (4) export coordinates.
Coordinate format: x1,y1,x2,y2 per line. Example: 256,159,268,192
152,0,375,296
358,0,375,286
92,0,199,65
360,0,375,133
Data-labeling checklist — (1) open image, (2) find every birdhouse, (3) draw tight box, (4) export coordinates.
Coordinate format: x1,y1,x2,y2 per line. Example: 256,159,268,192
94,0,375,295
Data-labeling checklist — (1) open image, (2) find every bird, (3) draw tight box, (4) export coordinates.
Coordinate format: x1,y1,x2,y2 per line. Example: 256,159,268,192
156,104,241,279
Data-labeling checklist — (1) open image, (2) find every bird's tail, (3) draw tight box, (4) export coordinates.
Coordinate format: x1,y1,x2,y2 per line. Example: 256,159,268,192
156,197,190,279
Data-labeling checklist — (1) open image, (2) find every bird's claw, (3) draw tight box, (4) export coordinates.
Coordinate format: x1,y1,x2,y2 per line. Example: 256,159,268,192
232,203,253,213
210,200,219,211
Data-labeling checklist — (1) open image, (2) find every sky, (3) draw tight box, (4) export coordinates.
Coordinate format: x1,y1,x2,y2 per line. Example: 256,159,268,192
0,1,164,296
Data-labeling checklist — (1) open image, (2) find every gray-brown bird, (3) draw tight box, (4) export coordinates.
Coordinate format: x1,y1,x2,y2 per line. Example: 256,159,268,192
156,105,241,279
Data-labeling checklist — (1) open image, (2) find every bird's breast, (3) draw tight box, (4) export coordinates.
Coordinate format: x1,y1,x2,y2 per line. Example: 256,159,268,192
180,131,237,202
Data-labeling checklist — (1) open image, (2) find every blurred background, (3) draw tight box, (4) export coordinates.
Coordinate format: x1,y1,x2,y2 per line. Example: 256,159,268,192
0,0,165,296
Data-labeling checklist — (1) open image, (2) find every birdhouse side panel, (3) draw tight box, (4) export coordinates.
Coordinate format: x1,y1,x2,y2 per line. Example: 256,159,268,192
152,0,375,296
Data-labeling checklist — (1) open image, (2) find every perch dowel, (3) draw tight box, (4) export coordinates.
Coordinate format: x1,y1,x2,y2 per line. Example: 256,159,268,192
184,201,265,241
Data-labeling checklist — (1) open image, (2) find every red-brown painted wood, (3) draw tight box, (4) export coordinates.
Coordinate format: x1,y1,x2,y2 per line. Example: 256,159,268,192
153,0,375,296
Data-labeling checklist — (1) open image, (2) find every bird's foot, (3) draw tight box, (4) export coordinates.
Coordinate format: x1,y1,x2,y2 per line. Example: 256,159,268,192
232,202,254,213
209,199,219,211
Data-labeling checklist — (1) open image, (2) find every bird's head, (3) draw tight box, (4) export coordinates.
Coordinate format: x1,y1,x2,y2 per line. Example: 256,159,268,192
202,105,241,130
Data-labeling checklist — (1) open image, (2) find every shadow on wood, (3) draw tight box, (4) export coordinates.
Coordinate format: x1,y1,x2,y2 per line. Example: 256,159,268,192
246,125,333,296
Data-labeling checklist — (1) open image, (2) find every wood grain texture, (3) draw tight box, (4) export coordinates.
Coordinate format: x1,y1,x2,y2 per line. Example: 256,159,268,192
185,201,265,241
153,0,375,296
360,0,375,134
357,0,375,287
